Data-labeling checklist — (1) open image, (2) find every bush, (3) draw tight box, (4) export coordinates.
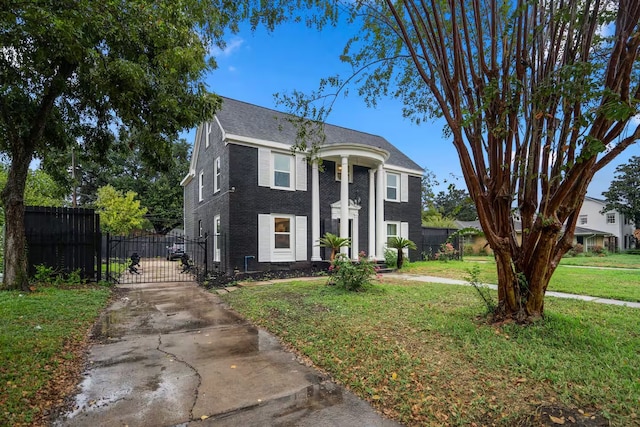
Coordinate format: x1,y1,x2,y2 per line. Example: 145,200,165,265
591,245,605,255
568,243,584,256
384,248,397,269
435,242,458,262
463,244,474,256
329,252,378,291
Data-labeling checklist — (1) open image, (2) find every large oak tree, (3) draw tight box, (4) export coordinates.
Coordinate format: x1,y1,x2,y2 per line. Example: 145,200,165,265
284,0,640,321
0,0,290,290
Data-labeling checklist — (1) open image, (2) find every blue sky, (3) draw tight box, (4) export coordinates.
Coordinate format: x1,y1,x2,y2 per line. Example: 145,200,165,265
184,20,640,199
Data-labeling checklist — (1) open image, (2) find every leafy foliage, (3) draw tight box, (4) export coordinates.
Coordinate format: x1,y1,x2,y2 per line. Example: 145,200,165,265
95,185,148,235
328,252,378,291
317,232,351,261
387,236,417,269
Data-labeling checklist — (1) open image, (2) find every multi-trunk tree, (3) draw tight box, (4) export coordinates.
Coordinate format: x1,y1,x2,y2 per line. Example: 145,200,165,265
283,0,640,322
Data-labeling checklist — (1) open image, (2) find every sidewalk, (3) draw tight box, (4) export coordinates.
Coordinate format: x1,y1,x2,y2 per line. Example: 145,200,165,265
385,273,640,309
54,281,401,427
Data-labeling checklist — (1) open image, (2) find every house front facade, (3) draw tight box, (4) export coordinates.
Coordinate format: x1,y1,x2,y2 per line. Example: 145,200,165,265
182,97,423,274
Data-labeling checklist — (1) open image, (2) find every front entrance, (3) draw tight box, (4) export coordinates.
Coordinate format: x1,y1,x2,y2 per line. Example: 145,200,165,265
105,233,207,284
330,199,361,260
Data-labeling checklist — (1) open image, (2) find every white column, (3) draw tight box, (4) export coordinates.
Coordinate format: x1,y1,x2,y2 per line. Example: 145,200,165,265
352,212,359,260
376,163,385,259
340,155,350,255
311,160,321,261
368,169,376,259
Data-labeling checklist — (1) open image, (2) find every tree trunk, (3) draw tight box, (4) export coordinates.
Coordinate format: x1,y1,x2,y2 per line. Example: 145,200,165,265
397,249,404,269
1,152,32,291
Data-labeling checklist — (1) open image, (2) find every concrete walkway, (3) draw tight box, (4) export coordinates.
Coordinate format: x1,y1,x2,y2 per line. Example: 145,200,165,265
54,281,401,427
386,273,640,309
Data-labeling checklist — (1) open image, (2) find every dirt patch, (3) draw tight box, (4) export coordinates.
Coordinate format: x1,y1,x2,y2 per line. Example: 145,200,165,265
522,405,611,426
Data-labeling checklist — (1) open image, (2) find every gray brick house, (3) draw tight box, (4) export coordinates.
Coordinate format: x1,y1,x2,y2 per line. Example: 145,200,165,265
182,97,423,274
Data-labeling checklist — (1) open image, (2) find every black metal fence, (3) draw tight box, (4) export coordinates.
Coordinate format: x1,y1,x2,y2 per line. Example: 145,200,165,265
421,227,461,260
105,233,207,284
24,206,101,281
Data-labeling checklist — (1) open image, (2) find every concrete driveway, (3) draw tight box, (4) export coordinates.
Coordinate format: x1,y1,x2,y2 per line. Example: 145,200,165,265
54,280,401,427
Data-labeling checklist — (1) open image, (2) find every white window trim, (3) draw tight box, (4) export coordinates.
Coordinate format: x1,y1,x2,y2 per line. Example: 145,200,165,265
213,215,221,262
273,153,293,190
385,172,400,202
258,214,307,262
205,122,211,148
214,157,221,193
258,149,307,191
606,213,616,224
198,170,204,202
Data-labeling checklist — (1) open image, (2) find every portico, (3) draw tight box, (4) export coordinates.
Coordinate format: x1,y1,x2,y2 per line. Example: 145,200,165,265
310,143,389,261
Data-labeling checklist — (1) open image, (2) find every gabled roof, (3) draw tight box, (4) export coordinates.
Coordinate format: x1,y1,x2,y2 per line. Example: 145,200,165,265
215,97,422,172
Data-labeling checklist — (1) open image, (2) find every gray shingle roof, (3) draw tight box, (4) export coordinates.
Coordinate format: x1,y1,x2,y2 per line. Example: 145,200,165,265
215,97,422,171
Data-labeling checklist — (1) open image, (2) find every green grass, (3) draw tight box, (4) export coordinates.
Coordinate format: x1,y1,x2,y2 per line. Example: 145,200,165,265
463,253,640,268
222,280,640,426
402,258,640,302
0,286,111,426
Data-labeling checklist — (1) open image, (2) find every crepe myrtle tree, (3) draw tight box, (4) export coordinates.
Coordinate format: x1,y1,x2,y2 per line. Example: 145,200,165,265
0,0,320,291
278,0,640,322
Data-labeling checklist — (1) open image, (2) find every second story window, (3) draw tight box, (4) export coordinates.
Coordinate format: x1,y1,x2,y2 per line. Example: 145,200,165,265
579,214,588,225
198,170,204,202
386,172,399,201
214,157,221,193
606,213,616,224
273,153,291,189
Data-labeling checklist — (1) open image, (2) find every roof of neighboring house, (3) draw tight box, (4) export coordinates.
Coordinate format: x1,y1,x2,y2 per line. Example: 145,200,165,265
455,220,612,236
215,97,423,172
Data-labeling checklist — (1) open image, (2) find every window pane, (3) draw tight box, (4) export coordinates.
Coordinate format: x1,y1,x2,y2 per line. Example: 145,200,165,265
274,154,290,171
387,187,397,200
274,171,290,188
387,224,397,236
275,218,290,232
387,173,397,186
275,235,290,248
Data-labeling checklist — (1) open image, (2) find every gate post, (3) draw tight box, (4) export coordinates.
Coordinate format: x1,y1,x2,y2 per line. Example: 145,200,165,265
203,233,208,277
105,232,110,281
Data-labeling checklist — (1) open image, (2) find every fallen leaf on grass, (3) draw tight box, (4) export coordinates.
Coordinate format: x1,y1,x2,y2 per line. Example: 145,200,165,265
200,415,209,420
549,414,565,424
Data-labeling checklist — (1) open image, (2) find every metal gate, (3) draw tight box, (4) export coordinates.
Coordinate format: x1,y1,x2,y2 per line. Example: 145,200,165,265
105,233,207,284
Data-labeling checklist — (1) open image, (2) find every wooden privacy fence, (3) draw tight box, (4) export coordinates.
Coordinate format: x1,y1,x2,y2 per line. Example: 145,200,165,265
24,206,102,281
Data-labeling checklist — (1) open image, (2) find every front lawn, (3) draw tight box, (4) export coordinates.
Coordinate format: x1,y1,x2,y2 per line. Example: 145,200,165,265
222,280,640,426
0,286,111,426
402,259,640,302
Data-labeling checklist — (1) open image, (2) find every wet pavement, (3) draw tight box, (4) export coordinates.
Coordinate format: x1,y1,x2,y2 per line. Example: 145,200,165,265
54,280,401,427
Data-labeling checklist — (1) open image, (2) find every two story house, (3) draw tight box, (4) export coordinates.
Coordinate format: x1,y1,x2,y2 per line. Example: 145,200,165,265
182,97,423,274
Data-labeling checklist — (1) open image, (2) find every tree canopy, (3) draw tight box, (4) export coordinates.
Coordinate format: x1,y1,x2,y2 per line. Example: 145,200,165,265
280,0,640,322
95,185,149,235
0,0,297,290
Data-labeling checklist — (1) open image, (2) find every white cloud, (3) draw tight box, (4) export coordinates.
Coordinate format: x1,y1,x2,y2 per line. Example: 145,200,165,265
228,66,236,72
210,38,244,58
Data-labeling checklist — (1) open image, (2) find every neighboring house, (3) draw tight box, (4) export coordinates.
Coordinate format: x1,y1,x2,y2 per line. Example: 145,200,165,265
578,196,635,251
455,197,634,253
181,97,423,274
